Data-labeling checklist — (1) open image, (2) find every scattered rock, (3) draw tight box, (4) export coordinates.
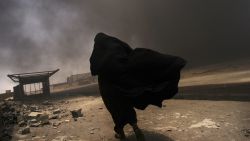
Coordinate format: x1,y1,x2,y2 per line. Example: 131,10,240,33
49,114,59,119
18,121,27,127
29,119,38,124
37,114,49,125
30,105,40,112
242,129,250,137
52,121,61,127
30,122,41,127
18,127,30,135
53,109,61,114
28,112,43,119
61,113,69,118
70,108,83,118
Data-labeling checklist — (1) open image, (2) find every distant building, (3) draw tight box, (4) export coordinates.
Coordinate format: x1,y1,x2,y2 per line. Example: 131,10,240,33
67,72,97,85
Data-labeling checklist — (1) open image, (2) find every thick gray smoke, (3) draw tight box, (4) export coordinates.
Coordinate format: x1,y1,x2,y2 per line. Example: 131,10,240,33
0,0,249,93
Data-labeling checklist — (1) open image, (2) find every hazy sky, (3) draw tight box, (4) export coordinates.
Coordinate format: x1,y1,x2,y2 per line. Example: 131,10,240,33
0,0,249,93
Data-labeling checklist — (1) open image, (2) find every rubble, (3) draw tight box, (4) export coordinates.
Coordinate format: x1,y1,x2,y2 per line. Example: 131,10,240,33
28,112,43,119
37,113,49,125
52,121,62,127
18,127,30,135
0,98,70,140
30,105,40,112
18,121,27,127
49,114,60,119
53,109,61,114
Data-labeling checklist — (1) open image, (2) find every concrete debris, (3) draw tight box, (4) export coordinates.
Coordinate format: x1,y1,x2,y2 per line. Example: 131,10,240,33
0,98,77,141
37,113,49,125
53,109,61,114
28,112,43,119
18,120,27,127
18,127,30,135
0,98,72,140
50,114,60,119
29,119,38,124
30,122,41,127
30,105,40,112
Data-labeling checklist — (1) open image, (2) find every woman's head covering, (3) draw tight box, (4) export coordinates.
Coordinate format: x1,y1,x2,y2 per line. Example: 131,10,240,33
90,33,133,75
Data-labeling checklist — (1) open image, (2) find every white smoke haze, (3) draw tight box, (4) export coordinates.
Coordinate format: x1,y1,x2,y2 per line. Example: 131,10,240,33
0,0,249,93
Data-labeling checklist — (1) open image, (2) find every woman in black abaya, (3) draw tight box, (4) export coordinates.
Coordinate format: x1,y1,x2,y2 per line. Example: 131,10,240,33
89,33,186,141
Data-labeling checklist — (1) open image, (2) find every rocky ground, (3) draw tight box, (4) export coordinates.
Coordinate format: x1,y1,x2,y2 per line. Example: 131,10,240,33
1,95,249,141
2,62,250,141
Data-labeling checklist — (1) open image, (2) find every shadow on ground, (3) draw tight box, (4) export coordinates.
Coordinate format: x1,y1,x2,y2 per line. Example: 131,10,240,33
125,130,174,141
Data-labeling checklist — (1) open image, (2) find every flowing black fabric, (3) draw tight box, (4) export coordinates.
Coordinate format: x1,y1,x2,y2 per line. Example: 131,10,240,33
90,33,186,129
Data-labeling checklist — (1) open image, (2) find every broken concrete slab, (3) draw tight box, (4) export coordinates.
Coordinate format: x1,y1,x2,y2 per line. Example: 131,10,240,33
28,112,43,119
37,114,49,125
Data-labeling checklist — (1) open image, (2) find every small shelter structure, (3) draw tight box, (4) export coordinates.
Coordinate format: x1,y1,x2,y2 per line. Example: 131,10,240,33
8,69,59,99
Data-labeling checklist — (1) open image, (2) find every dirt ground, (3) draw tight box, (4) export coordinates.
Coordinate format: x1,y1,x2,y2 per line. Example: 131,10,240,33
4,64,250,141
10,95,250,141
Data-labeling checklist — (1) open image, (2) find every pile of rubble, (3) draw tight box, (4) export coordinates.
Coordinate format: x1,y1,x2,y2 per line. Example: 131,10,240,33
0,98,83,141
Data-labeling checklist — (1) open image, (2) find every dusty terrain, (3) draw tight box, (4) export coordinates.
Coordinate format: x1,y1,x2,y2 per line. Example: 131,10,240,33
6,96,250,141
1,61,250,141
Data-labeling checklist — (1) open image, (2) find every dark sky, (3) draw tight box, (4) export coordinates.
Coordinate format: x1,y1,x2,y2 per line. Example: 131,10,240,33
0,0,249,92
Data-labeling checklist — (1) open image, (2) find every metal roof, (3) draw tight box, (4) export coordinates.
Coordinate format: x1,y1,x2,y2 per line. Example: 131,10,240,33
8,69,59,83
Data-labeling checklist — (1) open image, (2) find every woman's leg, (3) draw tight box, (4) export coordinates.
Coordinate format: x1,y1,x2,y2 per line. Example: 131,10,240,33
129,122,145,141
114,124,126,139
128,108,145,141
